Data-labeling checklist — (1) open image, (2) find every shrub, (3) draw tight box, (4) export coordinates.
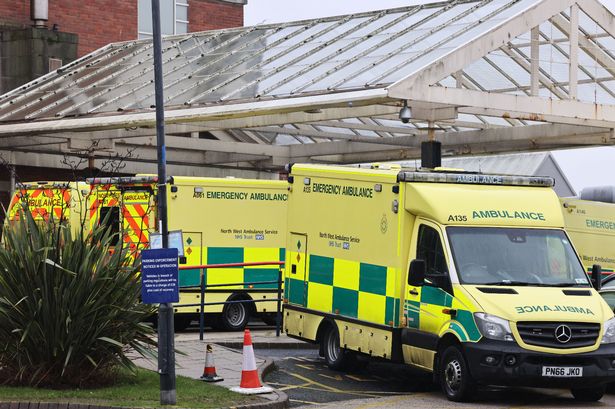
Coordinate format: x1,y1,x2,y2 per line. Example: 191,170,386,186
0,207,156,388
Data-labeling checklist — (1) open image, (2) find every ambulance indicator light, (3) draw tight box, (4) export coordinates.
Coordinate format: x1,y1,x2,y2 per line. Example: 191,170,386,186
374,184,382,192
304,177,311,185
397,171,554,187
194,187,203,193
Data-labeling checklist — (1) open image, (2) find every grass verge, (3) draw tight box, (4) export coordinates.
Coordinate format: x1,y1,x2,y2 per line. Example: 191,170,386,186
0,368,261,408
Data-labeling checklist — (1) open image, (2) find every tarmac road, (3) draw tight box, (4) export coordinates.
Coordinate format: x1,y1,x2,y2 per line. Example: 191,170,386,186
172,324,615,408
259,348,615,409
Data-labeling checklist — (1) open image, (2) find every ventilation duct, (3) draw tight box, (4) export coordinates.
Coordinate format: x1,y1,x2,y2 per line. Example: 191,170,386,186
31,0,48,28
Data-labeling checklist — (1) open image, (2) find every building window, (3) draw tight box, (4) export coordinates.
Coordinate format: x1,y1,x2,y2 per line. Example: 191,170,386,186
138,0,189,39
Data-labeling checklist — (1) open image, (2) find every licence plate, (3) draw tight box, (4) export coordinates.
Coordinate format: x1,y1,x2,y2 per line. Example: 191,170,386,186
542,366,583,377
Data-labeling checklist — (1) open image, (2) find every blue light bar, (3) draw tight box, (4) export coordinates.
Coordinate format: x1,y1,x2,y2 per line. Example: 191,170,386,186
397,171,555,187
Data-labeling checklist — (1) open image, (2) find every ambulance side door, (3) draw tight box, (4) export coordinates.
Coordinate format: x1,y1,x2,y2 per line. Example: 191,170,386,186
287,233,308,307
402,219,453,370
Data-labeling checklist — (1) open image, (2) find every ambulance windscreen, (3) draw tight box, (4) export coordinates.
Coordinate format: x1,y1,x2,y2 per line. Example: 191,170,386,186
447,227,589,287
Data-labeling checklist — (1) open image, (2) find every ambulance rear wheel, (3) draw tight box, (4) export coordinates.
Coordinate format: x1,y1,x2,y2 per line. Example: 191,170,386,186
220,301,250,331
571,386,604,402
440,345,476,402
322,325,354,370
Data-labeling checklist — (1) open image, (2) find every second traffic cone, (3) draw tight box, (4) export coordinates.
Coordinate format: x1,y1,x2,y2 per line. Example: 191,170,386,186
230,329,273,394
200,344,223,382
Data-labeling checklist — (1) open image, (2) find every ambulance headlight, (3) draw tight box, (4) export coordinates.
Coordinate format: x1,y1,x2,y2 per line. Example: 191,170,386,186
602,317,615,344
474,312,514,342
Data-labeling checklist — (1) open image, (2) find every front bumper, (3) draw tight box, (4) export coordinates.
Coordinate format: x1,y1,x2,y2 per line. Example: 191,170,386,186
463,340,615,388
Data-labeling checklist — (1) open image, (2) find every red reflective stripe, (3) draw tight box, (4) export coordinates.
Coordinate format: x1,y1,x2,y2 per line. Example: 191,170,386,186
179,261,284,270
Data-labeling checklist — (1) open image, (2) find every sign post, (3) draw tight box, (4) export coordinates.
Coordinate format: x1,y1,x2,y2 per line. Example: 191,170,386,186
141,248,178,405
150,0,175,404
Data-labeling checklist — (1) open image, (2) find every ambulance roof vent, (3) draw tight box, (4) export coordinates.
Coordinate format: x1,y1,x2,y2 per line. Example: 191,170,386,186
579,186,615,204
396,171,555,188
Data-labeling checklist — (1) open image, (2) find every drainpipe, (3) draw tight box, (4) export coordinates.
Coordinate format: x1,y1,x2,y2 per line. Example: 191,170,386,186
31,0,48,28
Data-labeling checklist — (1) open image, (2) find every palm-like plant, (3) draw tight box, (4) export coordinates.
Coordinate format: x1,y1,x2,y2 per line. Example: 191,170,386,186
0,206,155,387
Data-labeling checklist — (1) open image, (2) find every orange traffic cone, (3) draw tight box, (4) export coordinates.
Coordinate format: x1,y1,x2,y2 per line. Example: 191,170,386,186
230,329,273,394
200,344,223,382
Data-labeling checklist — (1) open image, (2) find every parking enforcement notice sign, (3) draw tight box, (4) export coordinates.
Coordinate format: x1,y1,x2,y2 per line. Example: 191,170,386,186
141,248,179,304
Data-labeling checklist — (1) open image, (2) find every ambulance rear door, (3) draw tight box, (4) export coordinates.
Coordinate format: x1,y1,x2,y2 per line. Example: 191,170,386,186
121,188,155,255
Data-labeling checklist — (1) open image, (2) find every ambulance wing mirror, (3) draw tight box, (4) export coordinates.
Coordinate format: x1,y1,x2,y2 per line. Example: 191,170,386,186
592,264,602,291
408,259,426,287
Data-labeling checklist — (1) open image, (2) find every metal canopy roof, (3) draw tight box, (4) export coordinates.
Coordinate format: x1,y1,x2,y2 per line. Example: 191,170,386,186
1,0,614,174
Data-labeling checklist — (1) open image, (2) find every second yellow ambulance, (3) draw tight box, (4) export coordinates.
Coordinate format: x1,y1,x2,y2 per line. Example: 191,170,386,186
88,175,287,331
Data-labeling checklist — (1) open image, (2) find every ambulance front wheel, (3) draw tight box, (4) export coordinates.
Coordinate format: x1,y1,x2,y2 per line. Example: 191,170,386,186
322,324,355,370
440,345,476,402
220,300,250,331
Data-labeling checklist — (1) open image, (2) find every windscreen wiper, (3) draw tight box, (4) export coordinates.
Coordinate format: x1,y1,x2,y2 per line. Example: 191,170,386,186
480,281,532,286
547,282,586,287
480,281,584,287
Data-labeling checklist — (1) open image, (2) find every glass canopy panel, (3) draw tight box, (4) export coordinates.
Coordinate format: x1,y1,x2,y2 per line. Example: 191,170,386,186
356,129,380,137
486,51,531,86
273,133,301,145
463,58,518,90
482,115,515,126
577,82,615,105
379,7,444,34
457,113,487,125
578,48,611,79
539,20,567,41
438,76,457,87
596,37,615,58
263,26,305,45
315,125,357,136
579,10,608,37
344,13,406,39
537,44,571,83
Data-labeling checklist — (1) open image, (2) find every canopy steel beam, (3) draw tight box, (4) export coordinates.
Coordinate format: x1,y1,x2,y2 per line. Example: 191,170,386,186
0,89,389,137
409,86,615,128
288,123,610,159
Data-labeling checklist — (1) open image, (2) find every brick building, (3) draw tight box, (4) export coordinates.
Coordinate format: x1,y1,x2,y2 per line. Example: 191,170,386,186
0,0,246,93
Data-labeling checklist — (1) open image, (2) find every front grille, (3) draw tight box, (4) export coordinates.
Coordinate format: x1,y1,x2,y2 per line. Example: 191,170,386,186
516,322,600,349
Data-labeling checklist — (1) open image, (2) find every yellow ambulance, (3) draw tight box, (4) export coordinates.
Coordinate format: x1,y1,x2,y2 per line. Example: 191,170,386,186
87,175,287,331
283,164,615,402
7,181,90,231
561,195,615,276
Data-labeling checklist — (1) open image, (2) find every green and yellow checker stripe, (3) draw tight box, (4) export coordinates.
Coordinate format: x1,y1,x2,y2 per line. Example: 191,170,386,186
179,246,285,289
404,286,481,342
288,253,400,327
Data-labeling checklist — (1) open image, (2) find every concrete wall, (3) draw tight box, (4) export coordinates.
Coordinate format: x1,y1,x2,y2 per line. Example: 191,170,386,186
0,27,78,95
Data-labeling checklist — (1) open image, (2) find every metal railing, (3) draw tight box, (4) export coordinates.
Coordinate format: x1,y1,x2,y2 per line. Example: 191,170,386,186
177,261,284,340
